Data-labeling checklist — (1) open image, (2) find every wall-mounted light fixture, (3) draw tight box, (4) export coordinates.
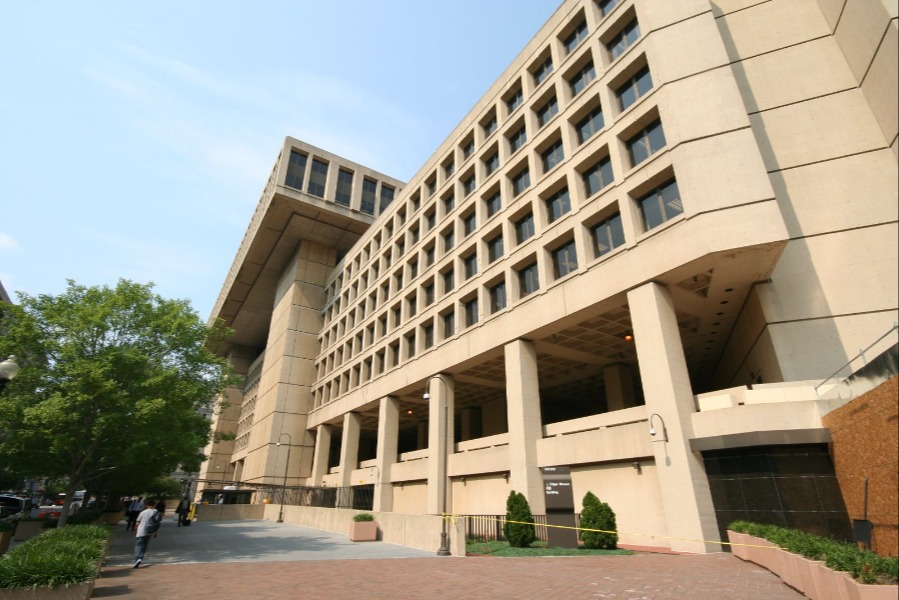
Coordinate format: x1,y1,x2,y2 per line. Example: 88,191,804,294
503,472,510,482
623,332,634,342
632,461,641,472
649,413,668,442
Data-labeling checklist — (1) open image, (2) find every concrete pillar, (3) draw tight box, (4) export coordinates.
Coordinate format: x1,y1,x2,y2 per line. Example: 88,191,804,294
604,363,637,412
374,396,399,512
427,374,454,515
311,424,332,486
627,281,720,553
338,412,362,488
505,339,546,514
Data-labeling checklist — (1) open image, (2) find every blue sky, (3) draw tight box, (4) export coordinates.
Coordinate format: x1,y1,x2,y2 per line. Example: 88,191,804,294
1,1,558,319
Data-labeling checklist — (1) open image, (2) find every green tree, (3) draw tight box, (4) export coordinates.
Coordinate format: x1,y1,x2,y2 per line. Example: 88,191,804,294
503,490,537,548
0,279,237,525
579,491,618,549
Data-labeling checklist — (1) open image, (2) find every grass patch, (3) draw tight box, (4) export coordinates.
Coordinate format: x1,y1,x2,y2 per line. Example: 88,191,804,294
466,539,632,557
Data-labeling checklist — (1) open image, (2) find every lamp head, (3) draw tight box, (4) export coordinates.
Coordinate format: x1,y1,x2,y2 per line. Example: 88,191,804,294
423,392,431,400
649,427,657,436
0,356,20,381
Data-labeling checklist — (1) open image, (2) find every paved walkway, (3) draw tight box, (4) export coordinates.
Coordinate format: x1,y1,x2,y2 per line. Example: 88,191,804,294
91,517,805,599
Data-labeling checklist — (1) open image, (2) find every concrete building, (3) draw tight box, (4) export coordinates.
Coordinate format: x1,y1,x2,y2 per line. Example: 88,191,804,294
198,0,898,553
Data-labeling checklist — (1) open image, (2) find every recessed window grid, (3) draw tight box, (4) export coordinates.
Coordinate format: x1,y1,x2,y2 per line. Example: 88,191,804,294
598,0,620,17
537,96,559,127
485,192,502,217
286,150,307,190
568,61,596,96
563,20,588,54
518,263,540,296
443,311,455,337
626,119,666,167
464,297,479,327
515,213,535,244
335,170,353,206
512,168,531,197
506,88,524,113
541,140,565,172
443,269,455,293
464,253,478,279
608,19,640,60
591,212,625,257
463,212,477,236
575,105,604,145
639,179,683,230
443,229,455,252
552,240,578,278
487,235,504,262
380,185,395,211
423,324,434,349
483,116,498,137
509,126,527,153
444,194,455,214
463,139,476,159
489,281,507,313
484,152,500,176
533,56,554,85
444,160,455,178
307,158,328,197
616,65,653,111
463,174,476,197
583,155,614,196
546,188,571,222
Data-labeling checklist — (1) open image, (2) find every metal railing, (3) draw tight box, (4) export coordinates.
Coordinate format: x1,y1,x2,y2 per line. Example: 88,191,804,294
463,514,581,542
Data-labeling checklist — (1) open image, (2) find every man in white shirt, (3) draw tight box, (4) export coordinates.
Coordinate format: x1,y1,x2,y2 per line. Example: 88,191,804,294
133,499,158,568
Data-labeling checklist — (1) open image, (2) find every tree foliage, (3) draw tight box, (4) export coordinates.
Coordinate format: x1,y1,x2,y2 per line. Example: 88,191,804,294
503,490,537,548
0,279,237,525
579,491,618,549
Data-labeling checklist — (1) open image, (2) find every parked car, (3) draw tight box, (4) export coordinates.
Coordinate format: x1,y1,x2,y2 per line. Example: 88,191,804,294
0,495,26,518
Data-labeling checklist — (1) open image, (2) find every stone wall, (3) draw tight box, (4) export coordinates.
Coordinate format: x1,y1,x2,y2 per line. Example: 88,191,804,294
823,378,898,556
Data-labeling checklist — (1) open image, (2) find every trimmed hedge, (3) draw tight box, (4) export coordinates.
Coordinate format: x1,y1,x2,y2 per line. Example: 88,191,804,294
0,524,110,589
729,520,898,585
503,491,537,548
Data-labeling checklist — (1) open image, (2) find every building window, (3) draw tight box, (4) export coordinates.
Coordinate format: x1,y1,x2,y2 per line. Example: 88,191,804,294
485,192,502,217
286,150,307,190
563,20,588,54
518,262,539,296
533,56,553,86
639,179,683,230
443,311,455,337
626,119,666,167
464,297,479,327
380,185,395,211
443,229,455,252
546,188,571,222
463,212,477,236
423,324,434,349
463,253,478,279
307,158,328,197
409,260,418,279
583,156,614,196
591,212,625,257
575,104,604,145
552,240,578,278
616,65,653,111
487,234,504,262
506,88,524,113
509,126,527,153
541,140,565,172
568,60,596,96
360,178,377,214
426,177,436,197
598,0,620,17
463,138,476,159
483,115,498,137
444,194,455,214
484,152,500,176
444,160,455,178
409,225,420,245
425,245,435,267
607,19,640,60
536,96,559,127
489,281,507,313
392,305,402,328
443,269,455,293
424,283,435,306
515,213,535,244
511,168,531,197
463,174,476,196
335,169,353,206
408,294,417,317
406,333,416,358
426,210,436,231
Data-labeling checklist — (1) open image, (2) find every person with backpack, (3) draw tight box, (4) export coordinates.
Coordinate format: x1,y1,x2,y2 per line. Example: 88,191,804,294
133,499,161,568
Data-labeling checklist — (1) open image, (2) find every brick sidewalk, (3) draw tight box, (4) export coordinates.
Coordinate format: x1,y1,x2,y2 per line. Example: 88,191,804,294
91,553,805,600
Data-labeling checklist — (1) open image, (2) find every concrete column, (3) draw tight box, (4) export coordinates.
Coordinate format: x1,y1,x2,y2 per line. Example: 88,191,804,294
374,396,399,512
604,363,637,412
338,412,362,488
427,374,454,515
505,339,546,514
627,281,720,553
311,424,332,486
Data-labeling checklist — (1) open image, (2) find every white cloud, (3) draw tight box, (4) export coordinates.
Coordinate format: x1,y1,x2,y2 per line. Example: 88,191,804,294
0,233,22,252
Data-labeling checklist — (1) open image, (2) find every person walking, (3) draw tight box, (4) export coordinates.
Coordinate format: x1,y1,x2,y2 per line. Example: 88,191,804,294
126,497,143,531
175,497,190,527
133,499,159,568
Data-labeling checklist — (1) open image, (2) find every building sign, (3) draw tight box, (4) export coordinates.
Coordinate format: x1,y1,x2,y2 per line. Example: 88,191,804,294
542,466,578,548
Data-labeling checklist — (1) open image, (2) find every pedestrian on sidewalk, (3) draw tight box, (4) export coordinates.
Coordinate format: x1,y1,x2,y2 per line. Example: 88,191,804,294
125,497,143,531
175,496,190,527
133,499,160,568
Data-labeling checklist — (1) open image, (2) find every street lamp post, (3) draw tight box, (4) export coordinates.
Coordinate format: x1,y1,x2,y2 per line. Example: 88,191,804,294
276,433,292,523
424,375,452,556
0,355,21,393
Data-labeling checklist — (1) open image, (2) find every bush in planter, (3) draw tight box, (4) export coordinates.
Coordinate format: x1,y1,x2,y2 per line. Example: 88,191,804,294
728,520,898,585
503,491,536,548
353,513,375,522
0,525,110,590
579,491,618,550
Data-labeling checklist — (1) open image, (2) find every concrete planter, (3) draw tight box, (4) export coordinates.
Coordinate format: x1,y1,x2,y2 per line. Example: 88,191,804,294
13,520,47,542
726,530,752,561
99,511,125,526
0,529,13,555
0,581,94,600
349,521,378,542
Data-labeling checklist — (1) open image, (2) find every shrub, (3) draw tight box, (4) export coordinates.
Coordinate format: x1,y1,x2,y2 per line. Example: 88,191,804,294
67,509,103,525
728,520,898,585
353,513,374,522
0,525,109,589
503,491,536,548
579,492,618,549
